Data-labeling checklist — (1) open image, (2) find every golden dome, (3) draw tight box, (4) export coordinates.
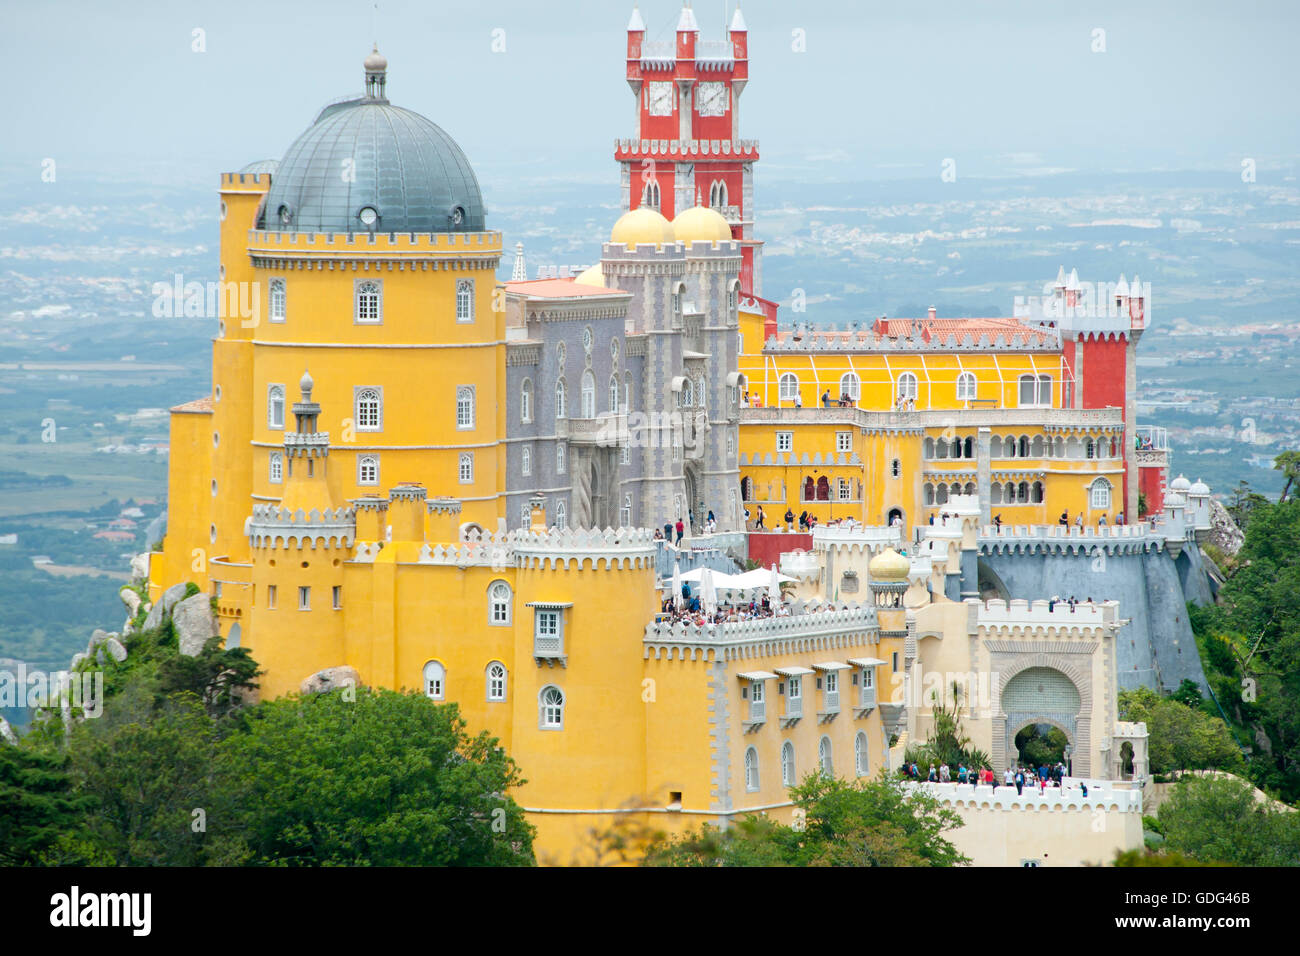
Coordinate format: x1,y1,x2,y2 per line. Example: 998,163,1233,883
610,206,676,248
672,205,733,244
574,264,605,287
869,547,911,582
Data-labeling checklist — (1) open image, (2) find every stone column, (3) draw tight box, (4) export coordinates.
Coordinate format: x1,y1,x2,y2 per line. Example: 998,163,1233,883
976,427,992,525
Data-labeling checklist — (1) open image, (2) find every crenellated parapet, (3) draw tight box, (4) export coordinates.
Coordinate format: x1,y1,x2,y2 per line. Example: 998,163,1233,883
811,524,902,556
643,603,879,662
967,597,1123,640
979,523,1166,557
246,504,356,549
513,526,659,570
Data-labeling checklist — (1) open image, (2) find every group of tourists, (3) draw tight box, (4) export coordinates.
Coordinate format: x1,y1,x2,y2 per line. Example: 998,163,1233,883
900,760,1080,796
1057,509,1126,528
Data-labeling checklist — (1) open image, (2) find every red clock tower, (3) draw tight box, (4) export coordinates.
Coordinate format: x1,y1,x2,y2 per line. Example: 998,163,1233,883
617,4,763,294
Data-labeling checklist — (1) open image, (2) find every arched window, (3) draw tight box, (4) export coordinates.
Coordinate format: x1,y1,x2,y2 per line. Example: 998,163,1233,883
956,371,977,402
964,482,976,496
1003,434,1017,458
1090,478,1112,510
781,741,795,787
740,476,753,501
609,374,619,413
1032,481,1044,503
990,483,1002,504
727,280,739,314
679,378,693,407
803,476,815,502
355,387,382,431
556,443,566,474
455,279,474,323
267,384,285,429
456,386,475,430
1018,481,1030,502
269,452,283,484
488,581,512,626
486,662,507,702
458,452,474,484
555,378,567,419
1019,374,1048,407
520,445,532,476
936,438,949,459
1018,435,1030,458
709,179,728,209
554,499,567,529
695,375,706,408
355,280,382,323
816,476,831,501
269,277,286,322
422,660,446,701
778,373,799,403
896,372,918,403
819,736,833,777
839,372,861,401
744,746,759,792
923,482,935,505
855,732,869,777
1037,374,1053,406
357,454,379,486
520,379,533,423
580,370,596,419
642,180,661,210
539,685,564,729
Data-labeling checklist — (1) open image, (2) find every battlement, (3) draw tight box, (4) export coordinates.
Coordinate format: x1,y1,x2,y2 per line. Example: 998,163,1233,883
967,597,1122,630
763,327,1060,354
811,524,903,553
220,172,272,192
246,228,503,259
909,780,1141,813
614,138,760,159
739,407,1125,432
246,504,356,549
979,523,1167,557
644,602,879,661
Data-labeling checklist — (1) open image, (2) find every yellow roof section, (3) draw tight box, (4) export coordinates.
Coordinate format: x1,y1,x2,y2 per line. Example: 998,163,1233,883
575,264,605,287
673,205,732,244
610,206,676,248
868,547,911,581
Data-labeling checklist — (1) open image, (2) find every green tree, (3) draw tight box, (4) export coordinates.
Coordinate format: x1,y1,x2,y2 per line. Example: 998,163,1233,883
1274,450,1300,503
0,743,90,865
1119,687,1242,774
1157,775,1300,866
219,689,535,866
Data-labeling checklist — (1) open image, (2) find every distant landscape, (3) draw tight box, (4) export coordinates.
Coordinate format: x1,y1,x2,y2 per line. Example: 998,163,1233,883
1,163,1296,675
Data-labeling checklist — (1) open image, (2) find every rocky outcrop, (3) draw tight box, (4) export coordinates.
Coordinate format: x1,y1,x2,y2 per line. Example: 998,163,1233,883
1207,500,1244,556
130,552,150,584
0,717,15,745
143,582,189,632
300,666,360,696
119,586,141,618
173,593,218,656
102,637,128,663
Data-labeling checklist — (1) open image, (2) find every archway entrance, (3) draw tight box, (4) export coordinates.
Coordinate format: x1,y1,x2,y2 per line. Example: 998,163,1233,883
1014,723,1068,768
1001,666,1081,773
683,463,702,532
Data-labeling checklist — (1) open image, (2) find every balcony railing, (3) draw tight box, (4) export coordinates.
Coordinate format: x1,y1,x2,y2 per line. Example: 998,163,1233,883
741,406,1125,429
785,697,803,719
750,699,766,722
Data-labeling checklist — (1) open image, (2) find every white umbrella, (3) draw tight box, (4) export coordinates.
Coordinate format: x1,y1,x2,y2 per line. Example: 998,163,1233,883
768,564,783,604
700,567,718,617
671,561,683,610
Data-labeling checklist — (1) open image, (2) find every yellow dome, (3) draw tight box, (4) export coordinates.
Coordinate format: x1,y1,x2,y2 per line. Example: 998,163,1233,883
868,547,911,582
673,205,733,244
574,264,605,287
610,206,676,248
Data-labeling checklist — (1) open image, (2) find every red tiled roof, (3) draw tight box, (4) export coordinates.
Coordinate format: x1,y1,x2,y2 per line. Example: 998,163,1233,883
171,395,214,413
504,278,628,299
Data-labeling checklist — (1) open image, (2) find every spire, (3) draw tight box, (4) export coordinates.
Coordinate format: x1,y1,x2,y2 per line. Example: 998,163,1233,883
364,45,388,100
511,242,527,282
730,3,747,32
627,5,645,31
677,1,698,32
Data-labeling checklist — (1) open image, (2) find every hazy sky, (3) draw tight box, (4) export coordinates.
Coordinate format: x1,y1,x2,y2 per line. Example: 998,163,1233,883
3,0,1298,190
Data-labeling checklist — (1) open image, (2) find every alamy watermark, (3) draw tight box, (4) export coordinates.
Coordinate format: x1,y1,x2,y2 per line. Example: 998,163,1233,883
0,664,103,718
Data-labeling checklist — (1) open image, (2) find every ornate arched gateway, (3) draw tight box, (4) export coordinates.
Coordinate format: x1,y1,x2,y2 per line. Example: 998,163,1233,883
992,654,1093,776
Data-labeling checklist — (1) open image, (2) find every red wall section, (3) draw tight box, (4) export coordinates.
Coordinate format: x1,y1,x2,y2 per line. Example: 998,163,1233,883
1139,466,1165,517
747,531,812,570
1080,335,1128,411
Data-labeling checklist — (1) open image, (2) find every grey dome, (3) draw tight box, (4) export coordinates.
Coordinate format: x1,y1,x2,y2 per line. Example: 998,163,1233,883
262,77,485,235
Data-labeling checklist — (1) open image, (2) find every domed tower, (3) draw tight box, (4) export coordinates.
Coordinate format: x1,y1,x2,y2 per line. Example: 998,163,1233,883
212,48,504,586
245,372,355,697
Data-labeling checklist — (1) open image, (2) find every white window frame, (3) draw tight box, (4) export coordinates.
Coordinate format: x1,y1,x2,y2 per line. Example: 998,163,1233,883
836,430,852,453
609,374,620,413
1090,478,1112,510
556,443,566,474
266,584,277,609
455,279,474,323
539,684,565,730
781,741,795,787
456,385,475,430
488,580,512,626
520,378,533,423
521,445,532,477
776,431,793,453
896,372,919,402
778,373,799,402
554,499,567,529
1037,374,1053,407
839,372,861,401
269,451,283,484
423,660,446,701
267,384,285,430
855,732,869,777
555,378,567,419
486,662,507,702
744,746,760,792
332,585,342,610
459,452,474,485
355,279,382,324
298,586,310,611
269,277,286,323
357,454,380,486
354,386,383,432
956,371,977,401
819,736,833,777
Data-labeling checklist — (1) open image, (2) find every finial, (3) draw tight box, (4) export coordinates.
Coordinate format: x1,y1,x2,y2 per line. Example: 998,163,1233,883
364,45,388,99
300,369,314,399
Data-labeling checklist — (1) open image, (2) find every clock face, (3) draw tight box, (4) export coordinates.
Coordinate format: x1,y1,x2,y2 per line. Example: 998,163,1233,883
647,82,674,116
697,82,728,117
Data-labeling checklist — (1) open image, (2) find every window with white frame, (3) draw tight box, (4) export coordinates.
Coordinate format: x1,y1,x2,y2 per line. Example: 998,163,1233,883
423,660,445,700
556,443,566,474
554,499,567,529
620,493,632,528
727,281,739,313
1089,478,1112,510
456,386,475,429
748,679,765,721
266,584,277,609
269,452,283,484
520,502,532,529
678,378,693,408
535,609,561,654
455,279,474,323
298,586,310,611
520,378,533,423
855,732,869,777
896,372,919,402
819,736,833,777
269,277,286,322
1018,374,1038,407
839,372,861,401
580,370,596,418
539,685,565,729
355,280,382,323
267,384,285,429
609,374,620,413
357,454,379,485
488,581,512,626
555,378,567,419
776,431,793,453
787,676,803,716
459,453,474,484
836,430,852,453
521,445,532,476
355,387,382,431
744,747,759,792
694,376,706,408
1037,374,1053,406
486,662,507,702
778,373,799,402
332,585,342,610
621,443,630,465
891,458,902,479
838,478,851,501
781,741,795,787
956,370,977,401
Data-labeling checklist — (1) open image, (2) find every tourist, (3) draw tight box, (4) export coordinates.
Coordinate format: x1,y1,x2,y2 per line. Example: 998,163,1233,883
1058,510,1069,526
1014,768,1025,795
793,391,803,409
1003,767,1014,789
1075,512,1084,529
653,528,663,541
993,513,1003,530
675,518,685,545
928,513,935,526
784,507,795,530
821,390,832,408
928,765,938,783
799,510,809,531
756,506,766,530
957,764,968,785
939,763,951,782
663,521,673,543
1080,781,1088,797
1098,513,1108,527
742,391,751,407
